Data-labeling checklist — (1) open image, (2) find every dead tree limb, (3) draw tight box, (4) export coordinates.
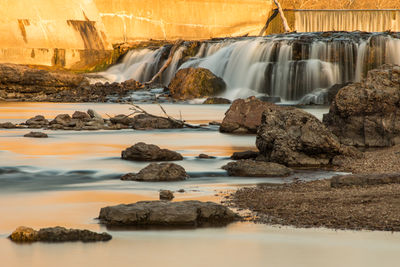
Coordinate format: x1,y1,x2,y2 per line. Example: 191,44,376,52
273,0,291,33
259,9,279,36
144,39,184,86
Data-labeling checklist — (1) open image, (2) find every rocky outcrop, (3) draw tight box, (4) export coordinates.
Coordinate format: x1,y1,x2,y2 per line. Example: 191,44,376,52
131,114,183,130
121,142,183,161
0,122,17,129
256,104,345,166
0,64,143,102
220,97,273,134
121,163,188,182
9,226,111,243
98,200,238,227
331,173,400,188
323,65,400,147
168,68,226,100
203,97,231,104
24,132,48,138
222,160,293,177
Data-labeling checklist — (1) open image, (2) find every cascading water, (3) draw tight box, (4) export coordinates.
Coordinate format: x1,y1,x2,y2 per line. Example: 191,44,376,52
100,32,400,104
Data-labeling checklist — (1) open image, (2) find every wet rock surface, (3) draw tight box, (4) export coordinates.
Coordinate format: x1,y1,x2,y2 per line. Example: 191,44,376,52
121,163,188,182
0,63,143,102
131,114,183,130
9,226,112,243
323,64,400,147
220,97,273,134
256,104,344,166
229,179,400,232
99,200,239,227
121,142,183,161
222,160,293,177
203,97,231,104
231,150,259,160
169,68,226,100
24,132,48,138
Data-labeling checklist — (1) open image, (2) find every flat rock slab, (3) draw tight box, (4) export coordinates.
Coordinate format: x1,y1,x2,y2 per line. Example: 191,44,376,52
24,132,48,138
121,142,183,161
222,160,293,177
121,163,188,181
99,200,239,227
331,173,400,188
9,226,112,243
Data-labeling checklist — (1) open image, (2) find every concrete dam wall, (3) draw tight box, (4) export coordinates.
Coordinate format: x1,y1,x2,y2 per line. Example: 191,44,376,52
0,0,273,70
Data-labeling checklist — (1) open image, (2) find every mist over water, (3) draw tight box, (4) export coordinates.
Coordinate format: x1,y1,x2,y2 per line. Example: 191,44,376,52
99,33,400,104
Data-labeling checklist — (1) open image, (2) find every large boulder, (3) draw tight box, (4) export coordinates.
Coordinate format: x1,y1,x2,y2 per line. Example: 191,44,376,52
220,97,273,134
256,104,345,167
98,200,238,227
9,226,111,243
168,68,226,100
121,142,183,161
323,64,400,147
222,160,293,177
121,163,188,182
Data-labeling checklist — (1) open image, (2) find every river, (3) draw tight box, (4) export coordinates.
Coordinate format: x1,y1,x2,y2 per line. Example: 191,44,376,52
0,102,399,267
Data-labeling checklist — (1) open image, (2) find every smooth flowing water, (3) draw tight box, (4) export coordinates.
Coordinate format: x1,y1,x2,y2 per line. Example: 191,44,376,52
1,102,399,267
99,32,400,104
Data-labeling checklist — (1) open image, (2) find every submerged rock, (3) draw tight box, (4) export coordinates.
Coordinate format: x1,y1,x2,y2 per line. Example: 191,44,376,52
220,97,273,134
197,154,216,159
231,150,259,160
256,104,344,166
168,68,226,100
24,132,48,138
121,142,183,161
0,122,17,129
222,160,293,177
203,97,231,104
160,190,175,200
323,64,400,147
121,163,188,182
99,200,238,227
9,226,111,243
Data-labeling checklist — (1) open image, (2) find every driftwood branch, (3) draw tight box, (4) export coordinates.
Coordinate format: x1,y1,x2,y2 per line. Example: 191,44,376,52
273,0,291,33
128,103,202,129
144,39,184,86
259,9,279,36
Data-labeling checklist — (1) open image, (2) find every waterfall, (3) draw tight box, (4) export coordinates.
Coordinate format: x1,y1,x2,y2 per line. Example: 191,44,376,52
100,32,400,104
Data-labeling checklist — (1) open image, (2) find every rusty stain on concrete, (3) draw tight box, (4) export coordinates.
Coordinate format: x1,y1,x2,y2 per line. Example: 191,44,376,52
17,19,30,43
67,20,105,50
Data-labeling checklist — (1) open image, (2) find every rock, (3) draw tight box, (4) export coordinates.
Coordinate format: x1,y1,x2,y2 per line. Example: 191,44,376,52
168,68,226,100
327,82,352,104
9,226,111,243
0,122,17,129
220,96,273,134
222,160,293,177
121,163,188,182
110,114,134,126
121,142,183,161
24,132,48,138
25,115,48,128
50,114,72,126
198,154,216,159
177,189,185,193
72,111,91,121
256,104,343,166
231,150,259,160
99,200,239,227
87,109,104,123
203,97,231,104
131,114,183,130
209,121,221,126
160,190,175,200
323,65,400,147
331,173,400,188
257,96,281,103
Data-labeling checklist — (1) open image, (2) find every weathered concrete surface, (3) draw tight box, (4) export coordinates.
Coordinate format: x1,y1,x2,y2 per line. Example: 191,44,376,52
94,0,274,42
0,0,111,70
